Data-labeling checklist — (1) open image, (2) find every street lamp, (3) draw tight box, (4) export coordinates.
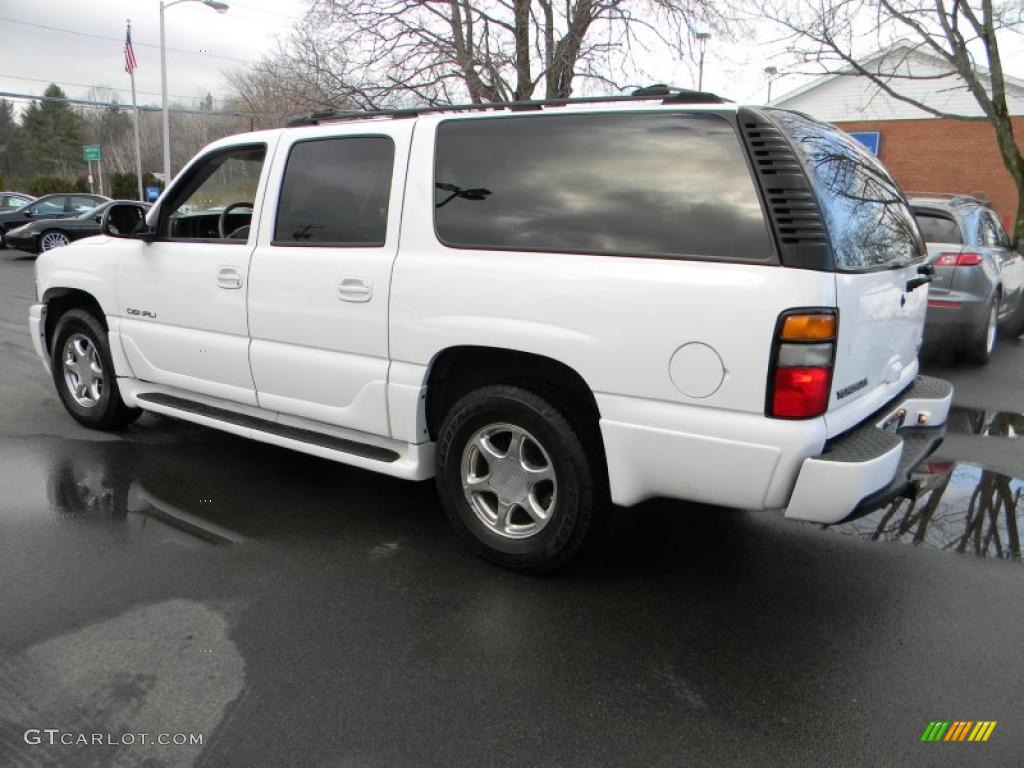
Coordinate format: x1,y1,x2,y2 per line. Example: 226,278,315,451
696,32,712,91
764,66,779,103
160,0,229,185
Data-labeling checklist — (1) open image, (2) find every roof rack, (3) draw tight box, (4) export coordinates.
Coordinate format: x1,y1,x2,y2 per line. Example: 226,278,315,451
905,191,991,206
286,85,728,127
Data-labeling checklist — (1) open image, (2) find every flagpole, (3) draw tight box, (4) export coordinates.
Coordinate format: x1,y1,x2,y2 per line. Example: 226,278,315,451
127,19,144,201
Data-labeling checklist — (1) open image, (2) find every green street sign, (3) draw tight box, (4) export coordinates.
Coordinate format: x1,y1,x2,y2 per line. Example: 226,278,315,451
83,145,101,161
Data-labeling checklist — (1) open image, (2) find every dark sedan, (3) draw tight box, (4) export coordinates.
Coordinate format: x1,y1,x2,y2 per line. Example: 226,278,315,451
0,192,109,248
6,200,149,254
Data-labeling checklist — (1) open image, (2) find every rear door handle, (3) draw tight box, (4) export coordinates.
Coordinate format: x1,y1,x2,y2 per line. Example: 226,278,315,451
338,277,373,302
217,266,243,289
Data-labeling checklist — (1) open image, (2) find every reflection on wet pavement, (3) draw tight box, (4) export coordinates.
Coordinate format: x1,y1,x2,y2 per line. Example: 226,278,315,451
829,461,1022,561
946,406,1024,438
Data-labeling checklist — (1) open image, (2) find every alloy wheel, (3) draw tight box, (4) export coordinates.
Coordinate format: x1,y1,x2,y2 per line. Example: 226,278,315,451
41,231,70,251
62,333,104,408
460,422,557,539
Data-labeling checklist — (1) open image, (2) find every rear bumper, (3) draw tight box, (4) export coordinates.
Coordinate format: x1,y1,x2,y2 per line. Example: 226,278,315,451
784,375,953,524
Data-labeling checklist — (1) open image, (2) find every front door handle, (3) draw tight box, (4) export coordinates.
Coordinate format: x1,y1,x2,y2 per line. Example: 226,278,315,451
338,277,373,302
217,266,243,289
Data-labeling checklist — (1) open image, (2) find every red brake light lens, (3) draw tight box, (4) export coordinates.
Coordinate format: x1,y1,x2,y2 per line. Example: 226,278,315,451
772,367,831,418
936,252,982,267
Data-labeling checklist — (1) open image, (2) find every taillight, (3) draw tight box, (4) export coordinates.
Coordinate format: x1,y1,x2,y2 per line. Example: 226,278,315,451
768,310,837,419
935,252,983,267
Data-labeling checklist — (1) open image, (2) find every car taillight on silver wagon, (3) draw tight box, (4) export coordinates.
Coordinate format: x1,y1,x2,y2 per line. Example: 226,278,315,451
767,310,837,419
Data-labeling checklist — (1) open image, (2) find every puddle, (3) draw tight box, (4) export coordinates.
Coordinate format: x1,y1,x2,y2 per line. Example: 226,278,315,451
829,461,1023,561
946,407,1024,438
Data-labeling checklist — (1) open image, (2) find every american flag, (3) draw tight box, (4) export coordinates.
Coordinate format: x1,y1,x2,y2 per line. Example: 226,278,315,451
124,23,137,74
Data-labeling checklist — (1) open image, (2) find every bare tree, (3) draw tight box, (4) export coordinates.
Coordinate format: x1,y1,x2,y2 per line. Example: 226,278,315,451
234,0,726,113
765,0,1024,237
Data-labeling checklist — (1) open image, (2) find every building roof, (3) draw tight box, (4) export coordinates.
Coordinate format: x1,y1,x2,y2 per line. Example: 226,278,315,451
772,40,1024,121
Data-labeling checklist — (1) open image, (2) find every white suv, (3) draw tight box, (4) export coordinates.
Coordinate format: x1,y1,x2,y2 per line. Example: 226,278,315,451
30,91,953,570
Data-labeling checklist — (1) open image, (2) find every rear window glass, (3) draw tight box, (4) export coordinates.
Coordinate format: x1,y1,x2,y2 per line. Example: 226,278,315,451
913,211,962,244
433,112,774,261
768,109,924,270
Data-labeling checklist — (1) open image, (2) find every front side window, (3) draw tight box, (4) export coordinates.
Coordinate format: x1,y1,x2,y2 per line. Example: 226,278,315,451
274,136,394,246
913,210,962,244
30,198,64,216
162,145,266,241
769,109,924,270
433,112,774,261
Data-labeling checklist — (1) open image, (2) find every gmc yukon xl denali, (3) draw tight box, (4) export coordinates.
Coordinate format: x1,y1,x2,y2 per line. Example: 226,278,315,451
30,90,953,571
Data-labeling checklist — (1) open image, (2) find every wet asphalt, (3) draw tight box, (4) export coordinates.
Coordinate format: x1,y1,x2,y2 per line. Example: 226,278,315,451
0,248,1022,767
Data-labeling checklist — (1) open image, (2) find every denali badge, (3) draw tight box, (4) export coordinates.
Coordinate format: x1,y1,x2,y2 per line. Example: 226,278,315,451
836,378,867,400
126,307,157,319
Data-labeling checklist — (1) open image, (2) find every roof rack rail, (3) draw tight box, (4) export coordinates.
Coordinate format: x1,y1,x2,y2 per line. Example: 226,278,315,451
905,190,991,206
286,86,728,127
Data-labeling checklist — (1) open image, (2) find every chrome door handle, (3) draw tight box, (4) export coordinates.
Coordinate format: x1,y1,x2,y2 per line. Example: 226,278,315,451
338,277,373,302
217,266,243,289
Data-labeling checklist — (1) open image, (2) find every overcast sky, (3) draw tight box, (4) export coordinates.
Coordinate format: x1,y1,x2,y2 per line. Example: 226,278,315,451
3,0,1024,115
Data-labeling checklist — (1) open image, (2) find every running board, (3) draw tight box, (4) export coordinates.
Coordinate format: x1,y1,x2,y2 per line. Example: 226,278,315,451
136,392,400,463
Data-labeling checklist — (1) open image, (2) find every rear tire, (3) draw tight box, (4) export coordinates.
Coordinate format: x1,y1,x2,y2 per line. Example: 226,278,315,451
1001,293,1024,339
436,384,604,572
51,309,141,430
962,293,998,365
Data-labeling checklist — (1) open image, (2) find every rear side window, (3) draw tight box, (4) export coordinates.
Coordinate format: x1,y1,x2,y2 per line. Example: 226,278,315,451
769,109,924,270
913,211,962,244
433,112,774,261
274,136,394,246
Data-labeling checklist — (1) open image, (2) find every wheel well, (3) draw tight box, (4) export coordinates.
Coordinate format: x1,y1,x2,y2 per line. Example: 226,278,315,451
424,346,602,443
43,289,107,355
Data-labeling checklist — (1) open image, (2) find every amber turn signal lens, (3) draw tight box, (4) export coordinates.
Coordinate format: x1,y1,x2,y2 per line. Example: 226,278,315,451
781,313,836,341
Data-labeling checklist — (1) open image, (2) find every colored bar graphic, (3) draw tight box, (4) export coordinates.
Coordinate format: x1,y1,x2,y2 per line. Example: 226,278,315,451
922,721,996,742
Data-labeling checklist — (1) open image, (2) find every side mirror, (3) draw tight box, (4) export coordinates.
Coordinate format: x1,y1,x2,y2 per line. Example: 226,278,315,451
101,203,155,242
23,209,33,217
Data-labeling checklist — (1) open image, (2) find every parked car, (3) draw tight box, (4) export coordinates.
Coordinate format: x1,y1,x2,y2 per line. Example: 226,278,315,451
0,192,35,213
6,200,151,254
30,91,953,571
0,193,110,248
910,194,1024,363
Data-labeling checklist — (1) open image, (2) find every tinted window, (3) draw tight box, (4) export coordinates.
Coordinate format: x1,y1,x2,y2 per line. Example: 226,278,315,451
433,113,773,261
769,109,924,270
3,195,29,211
275,137,394,246
913,211,962,244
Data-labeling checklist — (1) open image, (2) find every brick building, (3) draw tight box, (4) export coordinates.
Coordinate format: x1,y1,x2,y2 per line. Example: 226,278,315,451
772,42,1024,229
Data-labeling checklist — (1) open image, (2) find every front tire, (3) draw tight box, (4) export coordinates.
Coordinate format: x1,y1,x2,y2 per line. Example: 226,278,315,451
51,309,141,430
436,385,603,572
39,230,71,252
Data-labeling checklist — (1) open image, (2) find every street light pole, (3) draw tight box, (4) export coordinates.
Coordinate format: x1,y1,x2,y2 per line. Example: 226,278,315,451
765,66,779,103
696,32,711,91
160,0,229,185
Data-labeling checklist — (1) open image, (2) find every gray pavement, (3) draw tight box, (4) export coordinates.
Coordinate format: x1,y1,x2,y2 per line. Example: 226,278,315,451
0,247,1022,767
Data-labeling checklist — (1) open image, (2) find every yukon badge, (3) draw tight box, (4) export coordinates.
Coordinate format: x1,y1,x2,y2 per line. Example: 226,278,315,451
126,307,157,319
836,378,867,400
